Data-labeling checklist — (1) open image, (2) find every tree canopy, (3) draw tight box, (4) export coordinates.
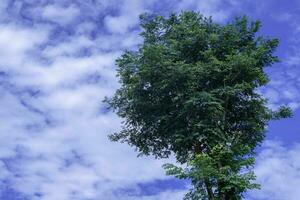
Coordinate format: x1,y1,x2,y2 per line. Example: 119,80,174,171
105,11,291,200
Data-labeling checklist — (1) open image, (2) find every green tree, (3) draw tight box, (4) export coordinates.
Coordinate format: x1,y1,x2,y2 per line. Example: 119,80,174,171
105,11,291,199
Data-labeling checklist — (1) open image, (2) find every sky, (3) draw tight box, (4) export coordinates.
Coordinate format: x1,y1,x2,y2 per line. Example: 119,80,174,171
0,0,299,200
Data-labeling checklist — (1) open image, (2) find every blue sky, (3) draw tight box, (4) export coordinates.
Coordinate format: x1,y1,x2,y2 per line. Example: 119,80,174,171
0,0,299,200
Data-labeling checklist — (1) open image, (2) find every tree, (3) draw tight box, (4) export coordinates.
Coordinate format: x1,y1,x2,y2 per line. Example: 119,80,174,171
105,11,292,199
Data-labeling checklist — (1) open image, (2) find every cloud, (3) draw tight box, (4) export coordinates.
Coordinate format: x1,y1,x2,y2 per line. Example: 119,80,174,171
247,141,300,200
258,64,300,110
175,0,231,22
103,0,148,34
40,4,80,25
0,24,48,68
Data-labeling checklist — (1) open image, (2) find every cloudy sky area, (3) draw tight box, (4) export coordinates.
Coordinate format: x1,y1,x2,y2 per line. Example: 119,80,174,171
0,0,299,199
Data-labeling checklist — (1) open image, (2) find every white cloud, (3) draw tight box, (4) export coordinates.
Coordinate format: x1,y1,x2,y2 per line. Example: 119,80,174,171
248,141,300,200
41,4,80,25
259,65,300,110
0,24,48,67
175,0,230,22
104,0,146,34
42,35,94,58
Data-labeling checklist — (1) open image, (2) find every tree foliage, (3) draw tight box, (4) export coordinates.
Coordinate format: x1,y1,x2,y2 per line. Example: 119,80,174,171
164,144,260,199
105,11,292,199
